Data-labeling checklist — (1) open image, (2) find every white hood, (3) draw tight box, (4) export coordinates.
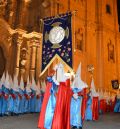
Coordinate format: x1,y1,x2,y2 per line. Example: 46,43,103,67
90,77,99,97
0,72,5,87
19,76,24,90
71,63,88,89
31,76,37,91
9,76,13,89
99,89,104,100
26,76,31,93
13,74,19,92
36,81,41,95
4,71,10,89
103,90,108,100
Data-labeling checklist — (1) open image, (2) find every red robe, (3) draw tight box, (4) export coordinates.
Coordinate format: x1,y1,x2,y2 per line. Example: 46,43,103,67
38,82,52,129
110,99,115,112
92,96,99,120
51,81,72,129
100,99,106,114
81,88,87,120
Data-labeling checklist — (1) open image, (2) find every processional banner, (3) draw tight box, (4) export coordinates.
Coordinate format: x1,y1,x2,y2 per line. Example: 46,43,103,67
41,12,73,75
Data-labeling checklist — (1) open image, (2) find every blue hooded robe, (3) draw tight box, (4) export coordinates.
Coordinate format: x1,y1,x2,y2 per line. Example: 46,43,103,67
30,89,36,113
70,88,83,128
35,90,43,113
1,85,9,116
7,89,14,114
19,88,25,114
12,90,20,115
24,89,31,113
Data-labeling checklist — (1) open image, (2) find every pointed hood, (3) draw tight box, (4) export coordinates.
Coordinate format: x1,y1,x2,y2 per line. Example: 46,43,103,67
71,63,88,89
19,76,24,90
4,71,10,89
9,76,13,89
90,77,99,97
13,74,19,92
36,81,41,95
91,77,96,92
103,90,108,99
26,76,31,93
99,89,103,100
31,76,37,91
111,93,115,101
0,72,5,87
107,92,111,101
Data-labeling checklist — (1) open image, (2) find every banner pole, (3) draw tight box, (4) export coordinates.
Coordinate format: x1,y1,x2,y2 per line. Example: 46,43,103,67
72,10,77,70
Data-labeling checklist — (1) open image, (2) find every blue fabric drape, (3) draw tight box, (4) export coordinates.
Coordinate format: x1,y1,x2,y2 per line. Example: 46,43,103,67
44,77,58,129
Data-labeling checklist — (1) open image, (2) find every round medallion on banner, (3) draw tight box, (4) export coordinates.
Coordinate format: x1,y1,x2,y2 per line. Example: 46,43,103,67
49,26,65,48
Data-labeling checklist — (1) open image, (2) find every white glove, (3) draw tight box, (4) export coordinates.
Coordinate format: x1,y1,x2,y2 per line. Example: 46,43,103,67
73,93,78,99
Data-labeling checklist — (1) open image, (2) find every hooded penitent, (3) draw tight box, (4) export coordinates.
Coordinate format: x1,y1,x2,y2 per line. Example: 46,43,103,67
0,72,5,88
72,63,88,90
90,77,99,97
4,72,10,90
90,77,99,120
19,76,24,91
70,63,87,128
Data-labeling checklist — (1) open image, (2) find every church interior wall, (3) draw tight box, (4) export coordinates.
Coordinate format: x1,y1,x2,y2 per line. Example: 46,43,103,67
0,0,120,91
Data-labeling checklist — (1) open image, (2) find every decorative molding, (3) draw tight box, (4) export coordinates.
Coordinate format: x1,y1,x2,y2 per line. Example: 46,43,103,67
23,31,42,39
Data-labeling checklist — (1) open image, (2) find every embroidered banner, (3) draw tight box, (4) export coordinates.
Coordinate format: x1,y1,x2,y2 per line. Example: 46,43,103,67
41,12,73,75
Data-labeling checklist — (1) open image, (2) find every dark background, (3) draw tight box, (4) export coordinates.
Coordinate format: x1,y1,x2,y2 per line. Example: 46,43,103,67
117,0,120,29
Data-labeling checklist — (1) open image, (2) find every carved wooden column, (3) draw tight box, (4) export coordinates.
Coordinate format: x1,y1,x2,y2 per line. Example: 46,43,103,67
22,31,41,81
14,29,26,76
35,34,42,81
15,35,22,76
25,32,41,80
30,38,37,78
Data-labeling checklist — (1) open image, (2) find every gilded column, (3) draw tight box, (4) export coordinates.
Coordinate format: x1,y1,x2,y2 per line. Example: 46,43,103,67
15,35,23,76
23,31,42,80
30,38,37,78
35,37,42,81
